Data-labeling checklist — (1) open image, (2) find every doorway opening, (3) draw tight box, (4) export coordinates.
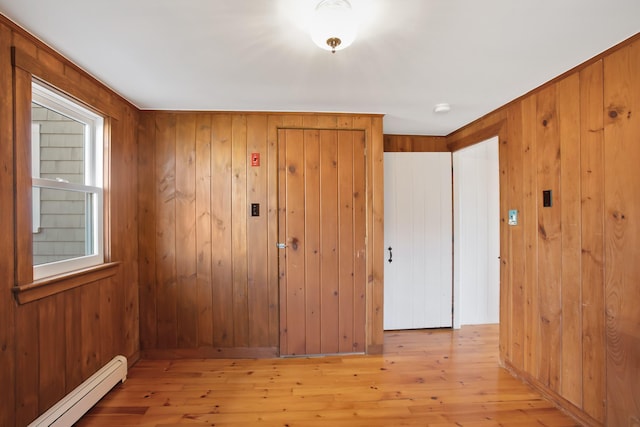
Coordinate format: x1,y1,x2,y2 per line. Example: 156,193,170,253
383,152,453,330
453,136,500,328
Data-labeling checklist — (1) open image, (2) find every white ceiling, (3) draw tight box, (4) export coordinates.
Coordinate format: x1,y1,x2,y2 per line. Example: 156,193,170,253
1,0,639,136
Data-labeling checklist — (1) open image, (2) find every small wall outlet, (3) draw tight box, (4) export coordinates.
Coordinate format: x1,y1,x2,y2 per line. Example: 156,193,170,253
508,209,518,226
251,203,260,217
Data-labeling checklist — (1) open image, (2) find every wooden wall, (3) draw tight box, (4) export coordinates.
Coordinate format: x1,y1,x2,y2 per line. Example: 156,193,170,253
3,7,638,426
138,112,385,357
0,16,140,427
447,34,640,427
384,134,449,152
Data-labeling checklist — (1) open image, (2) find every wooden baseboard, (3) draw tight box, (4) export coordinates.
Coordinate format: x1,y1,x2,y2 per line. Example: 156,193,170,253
502,360,602,427
141,346,279,359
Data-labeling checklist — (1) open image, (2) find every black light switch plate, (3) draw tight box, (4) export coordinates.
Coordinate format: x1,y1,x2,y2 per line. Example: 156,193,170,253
251,203,260,217
543,190,552,207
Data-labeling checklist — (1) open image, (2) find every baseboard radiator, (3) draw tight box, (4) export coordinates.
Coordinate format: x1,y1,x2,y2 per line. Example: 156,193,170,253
29,355,127,427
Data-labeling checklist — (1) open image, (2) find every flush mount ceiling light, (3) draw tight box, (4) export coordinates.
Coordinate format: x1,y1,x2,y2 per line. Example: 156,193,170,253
310,0,357,53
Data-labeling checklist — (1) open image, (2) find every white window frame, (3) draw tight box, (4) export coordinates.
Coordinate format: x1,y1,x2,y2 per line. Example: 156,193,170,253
31,80,105,280
31,123,41,233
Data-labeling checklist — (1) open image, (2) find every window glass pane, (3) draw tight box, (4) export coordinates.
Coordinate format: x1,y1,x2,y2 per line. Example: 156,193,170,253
31,103,85,184
32,186,94,266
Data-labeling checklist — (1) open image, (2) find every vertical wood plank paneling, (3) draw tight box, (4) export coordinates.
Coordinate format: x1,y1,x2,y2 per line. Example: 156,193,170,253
99,266,116,366
498,132,510,362
231,115,249,347
304,129,322,354
122,107,140,358
175,114,198,348
535,86,562,392
140,112,381,358
521,96,540,378
16,303,39,426
557,74,583,407
155,113,178,348
445,34,640,427
338,131,355,353
319,129,340,354
350,122,370,352
195,114,213,347
579,60,605,423
6,22,140,427
38,293,66,413
267,116,281,347
506,104,525,370
64,287,83,392
81,283,101,381
278,127,289,354
385,135,411,152
211,114,233,347
383,134,449,152
351,126,367,352
0,21,16,427
246,115,269,347
138,112,157,349
283,129,306,355
604,39,640,427
108,118,126,359
370,117,385,353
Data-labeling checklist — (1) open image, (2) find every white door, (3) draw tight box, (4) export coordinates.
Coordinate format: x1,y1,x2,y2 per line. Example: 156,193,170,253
384,152,453,330
453,137,500,327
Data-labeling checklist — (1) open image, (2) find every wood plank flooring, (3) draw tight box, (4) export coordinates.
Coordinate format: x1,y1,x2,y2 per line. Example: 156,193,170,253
78,325,580,426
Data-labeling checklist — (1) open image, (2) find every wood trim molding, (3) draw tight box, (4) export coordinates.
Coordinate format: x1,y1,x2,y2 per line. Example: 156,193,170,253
447,119,506,152
10,46,123,120
13,261,120,304
383,134,449,152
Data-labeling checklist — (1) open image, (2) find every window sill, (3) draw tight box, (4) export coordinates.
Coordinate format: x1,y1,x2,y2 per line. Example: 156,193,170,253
13,262,120,304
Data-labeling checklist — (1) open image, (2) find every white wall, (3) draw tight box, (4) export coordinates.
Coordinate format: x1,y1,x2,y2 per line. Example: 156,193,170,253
453,136,500,327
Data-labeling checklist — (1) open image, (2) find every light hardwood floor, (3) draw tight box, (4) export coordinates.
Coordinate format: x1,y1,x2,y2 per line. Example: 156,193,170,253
78,325,580,426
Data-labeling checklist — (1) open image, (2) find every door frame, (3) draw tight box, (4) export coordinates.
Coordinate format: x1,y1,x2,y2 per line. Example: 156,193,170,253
448,121,508,359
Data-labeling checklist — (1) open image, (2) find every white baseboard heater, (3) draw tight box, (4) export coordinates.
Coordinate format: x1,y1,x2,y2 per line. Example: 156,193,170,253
29,355,128,427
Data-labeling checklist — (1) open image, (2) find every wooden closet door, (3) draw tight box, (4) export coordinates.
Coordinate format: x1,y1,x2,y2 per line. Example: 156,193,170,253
278,128,366,356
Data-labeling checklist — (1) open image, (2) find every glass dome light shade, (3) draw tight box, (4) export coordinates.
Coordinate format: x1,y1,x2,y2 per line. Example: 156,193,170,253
310,0,357,52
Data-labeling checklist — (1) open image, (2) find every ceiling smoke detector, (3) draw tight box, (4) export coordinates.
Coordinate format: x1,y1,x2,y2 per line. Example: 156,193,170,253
433,103,451,114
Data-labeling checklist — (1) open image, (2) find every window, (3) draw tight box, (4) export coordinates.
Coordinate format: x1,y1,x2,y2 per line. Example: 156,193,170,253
31,80,104,280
